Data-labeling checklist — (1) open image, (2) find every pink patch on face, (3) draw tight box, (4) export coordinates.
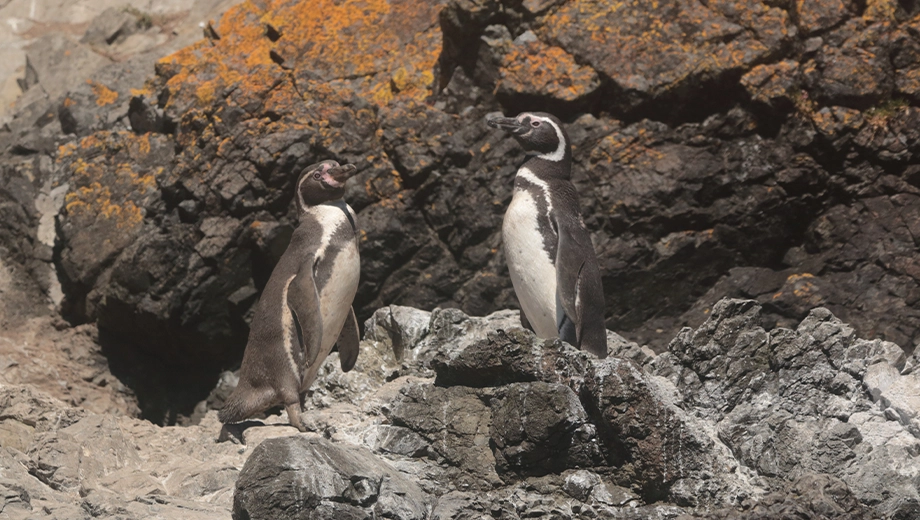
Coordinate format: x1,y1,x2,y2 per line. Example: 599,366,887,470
321,170,344,188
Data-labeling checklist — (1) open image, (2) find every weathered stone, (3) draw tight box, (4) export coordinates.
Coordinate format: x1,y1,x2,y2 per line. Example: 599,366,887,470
490,382,604,476
658,299,920,517
232,436,431,520
22,34,109,102
80,7,139,46
385,382,501,490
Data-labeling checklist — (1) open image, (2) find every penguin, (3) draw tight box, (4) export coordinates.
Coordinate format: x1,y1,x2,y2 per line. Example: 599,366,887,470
487,112,608,358
219,160,361,432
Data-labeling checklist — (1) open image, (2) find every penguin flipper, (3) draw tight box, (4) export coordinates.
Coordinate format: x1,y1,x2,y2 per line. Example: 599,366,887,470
555,220,608,358
287,265,324,367
337,306,360,372
573,260,608,358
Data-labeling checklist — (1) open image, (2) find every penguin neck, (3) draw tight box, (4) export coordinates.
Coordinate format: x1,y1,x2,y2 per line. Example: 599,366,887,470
299,199,356,231
299,199,347,216
519,153,572,181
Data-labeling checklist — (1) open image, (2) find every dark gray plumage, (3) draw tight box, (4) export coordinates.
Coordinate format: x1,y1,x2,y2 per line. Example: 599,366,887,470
219,160,361,432
487,112,608,358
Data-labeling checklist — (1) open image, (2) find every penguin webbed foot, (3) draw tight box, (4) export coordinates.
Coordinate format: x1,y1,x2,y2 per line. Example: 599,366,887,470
217,420,265,444
285,402,308,432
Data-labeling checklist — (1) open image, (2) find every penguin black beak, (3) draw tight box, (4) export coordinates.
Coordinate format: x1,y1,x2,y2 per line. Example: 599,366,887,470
487,116,528,135
326,163,357,185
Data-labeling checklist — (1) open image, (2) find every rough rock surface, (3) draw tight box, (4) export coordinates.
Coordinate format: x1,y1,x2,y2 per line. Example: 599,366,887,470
5,0,920,422
2,0,920,432
2,301,917,518
0,0,918,421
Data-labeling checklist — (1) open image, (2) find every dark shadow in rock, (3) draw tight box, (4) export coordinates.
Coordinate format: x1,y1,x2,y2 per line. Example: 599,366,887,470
98,328,223,426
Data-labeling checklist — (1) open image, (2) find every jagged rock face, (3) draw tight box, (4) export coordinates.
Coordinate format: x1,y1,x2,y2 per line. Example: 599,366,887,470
5,0,920,420
1,300,917,518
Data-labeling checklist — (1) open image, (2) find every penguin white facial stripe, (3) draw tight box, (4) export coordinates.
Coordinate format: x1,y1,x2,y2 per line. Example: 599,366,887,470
517,167,553,214
535,116,566,162
296,175,308,212
280,274,301,378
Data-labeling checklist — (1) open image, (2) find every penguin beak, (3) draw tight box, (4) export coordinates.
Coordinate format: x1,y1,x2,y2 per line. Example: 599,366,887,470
487,116,528,135
324,163,357,187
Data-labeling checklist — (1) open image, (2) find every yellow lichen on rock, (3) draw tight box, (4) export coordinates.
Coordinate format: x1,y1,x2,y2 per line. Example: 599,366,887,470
59,132,164,230
864,0,898,21
89,81,119,107
498,39,599,101
157,0,443,113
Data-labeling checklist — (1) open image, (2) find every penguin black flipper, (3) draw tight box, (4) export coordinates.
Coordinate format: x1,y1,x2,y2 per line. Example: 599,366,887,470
337,306,360,372
554,218,608,358
287,263,324,367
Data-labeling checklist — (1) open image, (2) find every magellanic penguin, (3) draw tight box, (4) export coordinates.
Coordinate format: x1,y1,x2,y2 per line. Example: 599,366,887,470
487,112,608,358
219,160,361,432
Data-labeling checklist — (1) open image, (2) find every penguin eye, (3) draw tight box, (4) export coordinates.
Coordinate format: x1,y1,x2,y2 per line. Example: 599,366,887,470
531,120,542,128
312,172,322,180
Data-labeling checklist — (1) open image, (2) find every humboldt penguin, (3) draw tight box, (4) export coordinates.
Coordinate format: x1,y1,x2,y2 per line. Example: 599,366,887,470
487,112,608,358
219,160,361,431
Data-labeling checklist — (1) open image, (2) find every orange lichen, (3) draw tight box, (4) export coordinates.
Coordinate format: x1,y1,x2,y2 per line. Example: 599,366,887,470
89,81,119,107
542,0,790,94
59,132,165,230
812,106,864,136
498,39,599,100
157,0,442,113
64,182,144,228
590,131,665,169
773,273,823,304
864,0,898,21
740,61,798,104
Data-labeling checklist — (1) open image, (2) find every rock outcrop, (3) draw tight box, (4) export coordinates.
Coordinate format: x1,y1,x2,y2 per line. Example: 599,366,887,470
2,300,917,518
5,0,920,422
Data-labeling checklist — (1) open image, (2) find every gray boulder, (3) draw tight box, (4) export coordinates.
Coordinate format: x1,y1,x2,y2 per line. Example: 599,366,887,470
232,436,431,520
654,298,920,518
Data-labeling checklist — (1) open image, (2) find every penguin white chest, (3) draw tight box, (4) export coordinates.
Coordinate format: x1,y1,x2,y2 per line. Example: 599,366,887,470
502,189,559,340
311,204,360,352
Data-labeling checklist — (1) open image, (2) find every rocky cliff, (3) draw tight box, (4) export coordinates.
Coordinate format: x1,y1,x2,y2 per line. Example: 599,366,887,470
8,0,920,420
3,0,920,517
2,301,919,518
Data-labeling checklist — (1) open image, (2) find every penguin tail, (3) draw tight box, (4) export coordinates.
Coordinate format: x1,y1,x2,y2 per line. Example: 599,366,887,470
217,391,247,424
218,384,275,424
579,321,609,359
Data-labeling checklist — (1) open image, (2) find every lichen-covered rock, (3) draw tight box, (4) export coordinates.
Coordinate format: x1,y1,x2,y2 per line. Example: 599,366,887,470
6,0,920,443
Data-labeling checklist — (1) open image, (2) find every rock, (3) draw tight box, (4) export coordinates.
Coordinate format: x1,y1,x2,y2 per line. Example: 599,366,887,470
22,34,110,104
233,436,431,520
385,383,502,490
80,7,140,46
363,304,431,362
693,473,879,519
656,298,920,517
5,0,920,462
3,301,920,518
490,382,604,477
541,0,792,116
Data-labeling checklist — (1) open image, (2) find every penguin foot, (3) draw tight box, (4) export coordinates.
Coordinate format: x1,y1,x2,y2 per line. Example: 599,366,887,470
285,403,308,432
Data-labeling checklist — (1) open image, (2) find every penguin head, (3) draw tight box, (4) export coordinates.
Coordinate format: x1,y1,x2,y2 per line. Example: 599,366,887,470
295,160,357,209
487,112,570,162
